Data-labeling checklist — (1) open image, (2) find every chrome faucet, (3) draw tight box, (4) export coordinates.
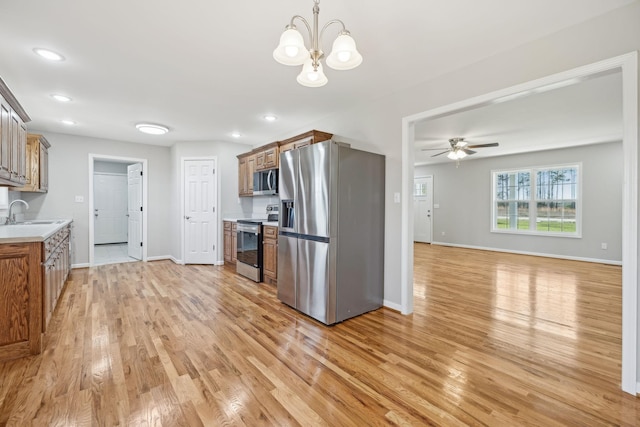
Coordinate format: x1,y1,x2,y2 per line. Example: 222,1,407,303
5,199,29,224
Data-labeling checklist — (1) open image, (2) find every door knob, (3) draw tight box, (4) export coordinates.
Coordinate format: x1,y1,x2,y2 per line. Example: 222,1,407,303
185,216,191,220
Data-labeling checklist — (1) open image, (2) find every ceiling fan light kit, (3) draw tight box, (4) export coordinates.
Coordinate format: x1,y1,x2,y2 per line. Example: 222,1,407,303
273,0,363,87
422,137,499,165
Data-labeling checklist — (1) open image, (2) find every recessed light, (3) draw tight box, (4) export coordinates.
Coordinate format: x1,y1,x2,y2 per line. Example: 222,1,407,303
60,119,76,125
231,132,242,138
263,114,278,122
136,123,169,135
33,48,65,61
51,94,72,102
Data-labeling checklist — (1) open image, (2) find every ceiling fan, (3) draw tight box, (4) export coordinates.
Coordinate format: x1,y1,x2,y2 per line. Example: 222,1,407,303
421,137,499,160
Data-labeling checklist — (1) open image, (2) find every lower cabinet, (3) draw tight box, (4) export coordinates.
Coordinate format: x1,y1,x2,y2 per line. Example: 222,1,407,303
42,225,71,332
223,221,237,264
0,242,42,361
263,225,278,285
0,223,72,362
224,221,277,284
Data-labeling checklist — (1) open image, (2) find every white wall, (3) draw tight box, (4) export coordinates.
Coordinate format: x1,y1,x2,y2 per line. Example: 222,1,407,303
415,142,623,263
18,131,172,265
169,140,253,263
94,160,129,174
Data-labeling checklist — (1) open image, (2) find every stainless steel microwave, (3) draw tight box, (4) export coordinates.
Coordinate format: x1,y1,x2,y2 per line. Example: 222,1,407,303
253,169,278,196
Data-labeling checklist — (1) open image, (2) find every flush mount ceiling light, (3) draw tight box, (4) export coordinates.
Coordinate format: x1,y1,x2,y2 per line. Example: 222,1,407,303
263,114,278,122
273,0,362,87
136,123,169,135
51,94,72,102
231,132,242,138
60,119,76,125
33,48,65,61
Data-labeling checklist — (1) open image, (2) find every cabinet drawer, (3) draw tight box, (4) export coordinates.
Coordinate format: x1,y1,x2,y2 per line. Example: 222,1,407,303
263,225,278,239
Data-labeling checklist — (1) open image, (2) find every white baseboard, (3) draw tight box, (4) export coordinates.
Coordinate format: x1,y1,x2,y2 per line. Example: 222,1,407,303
214,260,225,266
71,263,90,269
147,255,173,262
430,241,622,266
383,299,402,312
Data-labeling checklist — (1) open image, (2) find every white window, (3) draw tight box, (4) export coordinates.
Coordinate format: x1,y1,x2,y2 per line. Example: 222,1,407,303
492,164,580,237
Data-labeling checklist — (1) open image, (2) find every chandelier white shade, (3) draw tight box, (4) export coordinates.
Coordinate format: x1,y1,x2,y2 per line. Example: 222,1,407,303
273,0,362,87
273,29,308,66
297,59,328,87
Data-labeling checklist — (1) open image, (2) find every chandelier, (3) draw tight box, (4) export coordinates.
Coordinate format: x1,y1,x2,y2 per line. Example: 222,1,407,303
273,0,363,87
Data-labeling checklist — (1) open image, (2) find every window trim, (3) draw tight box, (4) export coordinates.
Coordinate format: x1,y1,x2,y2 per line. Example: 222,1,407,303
491,162,582,238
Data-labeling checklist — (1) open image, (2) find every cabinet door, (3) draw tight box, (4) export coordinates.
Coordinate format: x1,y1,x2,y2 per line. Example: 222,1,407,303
238,157,247,195
231,223,238,263
39,144,48,191
223,222,232,262
0,97,10,180
255,151,265,170
17,120,27,184
246,156,255,195
263,147,279,169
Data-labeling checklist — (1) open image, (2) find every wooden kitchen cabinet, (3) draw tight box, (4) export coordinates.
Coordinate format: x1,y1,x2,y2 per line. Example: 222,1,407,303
278,130,333,153
237,153,256,196
0,242,42,361
0,77,30,187
255,142,279,171
13,133,50,193
42,224,71,332
223,221,238,264
263,225,278,285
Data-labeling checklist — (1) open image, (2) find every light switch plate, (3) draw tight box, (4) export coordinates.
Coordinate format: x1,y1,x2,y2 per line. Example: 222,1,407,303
394,192,400,203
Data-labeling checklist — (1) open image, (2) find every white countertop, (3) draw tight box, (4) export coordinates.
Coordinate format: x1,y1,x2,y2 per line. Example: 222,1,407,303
0,219,72,243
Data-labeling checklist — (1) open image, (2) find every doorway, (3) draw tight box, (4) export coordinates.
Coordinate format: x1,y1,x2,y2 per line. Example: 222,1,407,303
89,154,148,266
413,175,433,243
401,53,638,394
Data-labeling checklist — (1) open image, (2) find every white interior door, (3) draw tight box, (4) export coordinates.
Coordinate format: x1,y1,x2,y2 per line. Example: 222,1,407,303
184,159,217,264
414,176,433,243
94,174,128,244
127,163,143,260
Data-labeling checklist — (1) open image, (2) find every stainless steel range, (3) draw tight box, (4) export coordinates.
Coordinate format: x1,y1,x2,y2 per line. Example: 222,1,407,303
235,204,279,282
236,219,264,282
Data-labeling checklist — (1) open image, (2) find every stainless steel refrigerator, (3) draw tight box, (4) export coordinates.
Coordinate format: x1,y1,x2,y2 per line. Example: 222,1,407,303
277,140,385,325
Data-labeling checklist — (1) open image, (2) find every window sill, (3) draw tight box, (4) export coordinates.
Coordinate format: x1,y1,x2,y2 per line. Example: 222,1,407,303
490,229,582,239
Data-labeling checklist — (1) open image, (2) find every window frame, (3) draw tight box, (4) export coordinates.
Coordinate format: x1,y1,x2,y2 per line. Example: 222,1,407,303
491,163,582,238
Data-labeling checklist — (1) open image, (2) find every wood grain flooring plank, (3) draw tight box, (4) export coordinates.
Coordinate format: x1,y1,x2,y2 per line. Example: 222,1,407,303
0,245,637,426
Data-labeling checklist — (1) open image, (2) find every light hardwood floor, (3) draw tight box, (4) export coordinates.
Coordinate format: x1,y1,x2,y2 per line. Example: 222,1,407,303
0,244,638,426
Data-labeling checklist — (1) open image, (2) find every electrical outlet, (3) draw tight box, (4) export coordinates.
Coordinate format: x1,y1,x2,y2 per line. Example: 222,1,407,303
601,243,608,250
441,231,445,236
393,192,400,203
75,195,84,203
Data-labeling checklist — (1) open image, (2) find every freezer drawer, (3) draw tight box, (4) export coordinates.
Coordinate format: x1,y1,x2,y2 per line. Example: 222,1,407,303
277,234,297,308
296,238,332,324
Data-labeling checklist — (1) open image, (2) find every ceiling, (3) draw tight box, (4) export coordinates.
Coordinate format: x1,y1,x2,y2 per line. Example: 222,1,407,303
414,71,623,165
0,0,634,148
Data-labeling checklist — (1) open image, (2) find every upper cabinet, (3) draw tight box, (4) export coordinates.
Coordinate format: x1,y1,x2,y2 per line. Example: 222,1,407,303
0,77,31,187
13,134,50,193
278,130,333,154
236,130,333,197
238,152,256,197
255,142,279,171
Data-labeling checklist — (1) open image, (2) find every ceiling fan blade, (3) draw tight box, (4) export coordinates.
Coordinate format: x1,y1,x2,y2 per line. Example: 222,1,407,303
421,147,450,151
431,150,450,157
462,149,476,155
467,142,499,148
